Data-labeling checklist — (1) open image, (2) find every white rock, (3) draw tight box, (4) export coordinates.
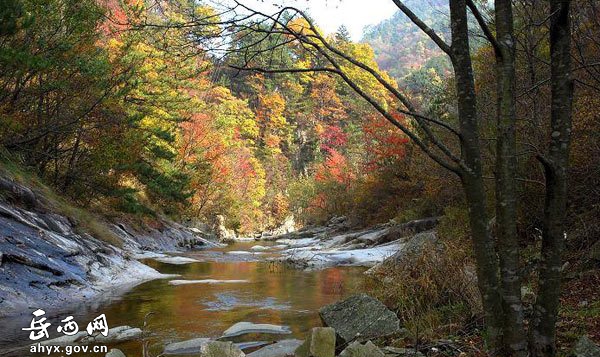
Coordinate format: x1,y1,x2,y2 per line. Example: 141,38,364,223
168,279,249,285
154,256,200,265
221,322,292,338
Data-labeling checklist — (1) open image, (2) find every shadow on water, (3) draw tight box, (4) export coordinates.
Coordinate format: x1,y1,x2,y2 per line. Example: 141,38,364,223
1,242,366,356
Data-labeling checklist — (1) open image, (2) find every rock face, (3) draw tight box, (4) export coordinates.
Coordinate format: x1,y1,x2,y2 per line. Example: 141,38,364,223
247,340,303,357
319,294,401,347
295,327,336,357
0,174,218,318
215,215,237,242
339,341,384,357
199,341,245,357
574,336,600,357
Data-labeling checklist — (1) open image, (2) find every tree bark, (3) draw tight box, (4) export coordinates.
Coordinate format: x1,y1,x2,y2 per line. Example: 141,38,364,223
530,1,574,356
448,0,504,352
494,1,528,355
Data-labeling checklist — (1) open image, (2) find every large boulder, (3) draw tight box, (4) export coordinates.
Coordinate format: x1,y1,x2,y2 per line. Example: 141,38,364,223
294,327,336,357
574,336,600,357
319,294,401,347
365,231,439,276
339,341,384,357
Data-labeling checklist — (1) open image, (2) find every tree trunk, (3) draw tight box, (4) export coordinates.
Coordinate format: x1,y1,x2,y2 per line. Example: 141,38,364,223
530,1,573,356
494,1,527,355
448,0,504,352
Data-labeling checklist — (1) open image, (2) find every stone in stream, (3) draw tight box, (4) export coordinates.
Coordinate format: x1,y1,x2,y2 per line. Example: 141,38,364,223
247,340,304,357
222,322,292,338
199,341,245,357
319,294,401,347
574,336,600,357
105,349,126,357
294,327,335,357
163,337,212,355
81,325,142,344
339,341,384,357
154,256,200,265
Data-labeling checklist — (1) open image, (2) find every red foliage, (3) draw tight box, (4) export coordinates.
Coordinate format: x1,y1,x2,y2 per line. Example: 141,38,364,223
315,149,354,184
320,125,348,154
363,112,409,170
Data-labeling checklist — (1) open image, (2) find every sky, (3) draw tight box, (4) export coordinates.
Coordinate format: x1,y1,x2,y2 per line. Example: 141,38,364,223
232,0,399,41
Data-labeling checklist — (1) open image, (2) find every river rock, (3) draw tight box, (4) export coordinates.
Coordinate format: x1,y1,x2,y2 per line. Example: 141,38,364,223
247,340,304,357
105,349,126,357
39,331,87,346
295,327,335,357
82,325,142,344
319,294,401,346
574,336,600,357
164,337,212,355
339,341,384,357
199,341,245,357
154,256,200,265
222,322,292,338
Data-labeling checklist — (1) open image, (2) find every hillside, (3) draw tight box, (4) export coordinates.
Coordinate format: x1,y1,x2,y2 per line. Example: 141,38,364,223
362,0,450,81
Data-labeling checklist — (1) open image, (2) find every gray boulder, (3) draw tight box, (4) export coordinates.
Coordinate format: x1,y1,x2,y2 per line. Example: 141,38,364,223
163,337,211,355
574,336,600,357
247,340,303,357
199,341,245,357
339,341,384,357
319,294,400,346
294,327,335,357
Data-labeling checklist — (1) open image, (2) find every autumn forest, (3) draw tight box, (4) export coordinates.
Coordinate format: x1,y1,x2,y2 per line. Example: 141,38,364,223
0,0,599,356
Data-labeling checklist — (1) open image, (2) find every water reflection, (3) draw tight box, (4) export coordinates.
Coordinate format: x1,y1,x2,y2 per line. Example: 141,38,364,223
1,243,365,357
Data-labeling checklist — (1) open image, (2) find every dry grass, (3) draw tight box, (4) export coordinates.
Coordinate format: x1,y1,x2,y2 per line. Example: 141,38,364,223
364,207,483,353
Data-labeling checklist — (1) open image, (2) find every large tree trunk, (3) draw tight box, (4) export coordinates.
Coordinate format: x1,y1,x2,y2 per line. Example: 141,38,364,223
529,1,574,356
448,0,504,352
494,1,527,355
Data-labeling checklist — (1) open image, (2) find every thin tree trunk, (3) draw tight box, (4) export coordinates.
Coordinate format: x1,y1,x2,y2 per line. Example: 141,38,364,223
530,1,574,356
448,0,504,352
494,1,527,355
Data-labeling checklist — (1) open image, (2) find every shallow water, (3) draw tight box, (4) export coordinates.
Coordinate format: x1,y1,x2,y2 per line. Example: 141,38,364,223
1,242,366,356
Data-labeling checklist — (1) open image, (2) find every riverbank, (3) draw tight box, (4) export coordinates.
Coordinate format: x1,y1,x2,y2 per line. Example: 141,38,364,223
0,173,222,318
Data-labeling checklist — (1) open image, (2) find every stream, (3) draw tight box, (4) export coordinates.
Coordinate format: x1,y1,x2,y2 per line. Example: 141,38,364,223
1,242,366,356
